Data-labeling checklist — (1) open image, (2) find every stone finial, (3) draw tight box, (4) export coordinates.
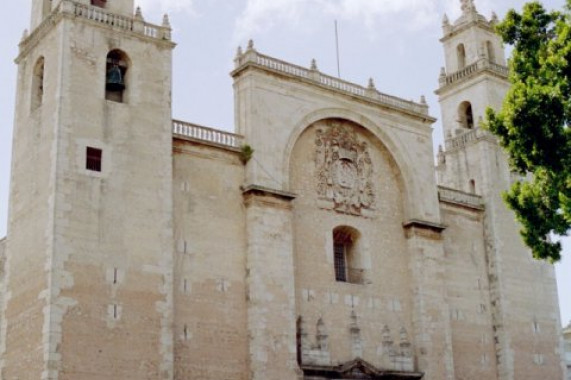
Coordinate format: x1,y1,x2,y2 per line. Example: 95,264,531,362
438,145,446,165
247,39,255,51
440,67,446,77
442,13,450,26
21,29,29,41
310,59,318,71
135,6,143,20
235,46,243,59
350,310,359,329
367,78,376,91
490,12,499,25
316,318,328,350
162,14,171,28
382,325,392,343
461,0,477,14
399,327,409,343
420,95,427,105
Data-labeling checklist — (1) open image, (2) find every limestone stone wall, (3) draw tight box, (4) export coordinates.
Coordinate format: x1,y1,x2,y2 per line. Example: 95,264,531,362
0,18,62,380
440,203,498,378
172,139,249,379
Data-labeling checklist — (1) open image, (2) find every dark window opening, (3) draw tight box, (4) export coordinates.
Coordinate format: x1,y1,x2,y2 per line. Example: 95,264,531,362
333,227,364,284
334,242,347,282
86,147,102,172
105,50,128,102
91,0,107,7
32,57,45,111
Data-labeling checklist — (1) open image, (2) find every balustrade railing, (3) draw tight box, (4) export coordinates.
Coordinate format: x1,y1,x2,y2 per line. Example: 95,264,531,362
19,0,171,55
173,120,244,149
438,186,484,209
236,49,429,116
73,3,133,31
440,58,508,87
445,128,496,151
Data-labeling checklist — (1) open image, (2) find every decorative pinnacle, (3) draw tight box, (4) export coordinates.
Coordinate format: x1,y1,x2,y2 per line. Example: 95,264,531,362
367,78,376,91
310,59,318,71
461,0,477,14
440,67,446,77
490,12,499,24
247,39,255,51
135,6,143,19
420,95,427,105
21,29,29,41
162,14,171,28
442,13,450,26
235,46,243,59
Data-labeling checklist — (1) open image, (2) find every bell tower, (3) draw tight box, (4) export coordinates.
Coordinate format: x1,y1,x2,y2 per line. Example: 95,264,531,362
1,0,176,379
436,2,564,380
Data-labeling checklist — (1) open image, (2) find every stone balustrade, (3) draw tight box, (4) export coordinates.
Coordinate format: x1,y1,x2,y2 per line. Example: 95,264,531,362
445,127,496,151
73,3,134,31
173,120,244,149
235,45,430,116
438,186,484,209
19,0,171,56
439,58,508,88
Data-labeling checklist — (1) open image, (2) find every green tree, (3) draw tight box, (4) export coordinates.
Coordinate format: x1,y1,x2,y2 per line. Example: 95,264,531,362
486,0,571,262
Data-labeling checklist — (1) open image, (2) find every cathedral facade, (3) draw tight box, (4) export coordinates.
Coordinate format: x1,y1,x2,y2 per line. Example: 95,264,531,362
0,0,565,379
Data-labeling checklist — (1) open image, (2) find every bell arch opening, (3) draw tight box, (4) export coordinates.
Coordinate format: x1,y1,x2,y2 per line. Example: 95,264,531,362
105,50,129,103
458,101,474,129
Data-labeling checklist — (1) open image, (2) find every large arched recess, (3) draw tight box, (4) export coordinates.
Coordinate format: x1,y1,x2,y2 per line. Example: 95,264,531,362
288,112,416,365
283,107,416,220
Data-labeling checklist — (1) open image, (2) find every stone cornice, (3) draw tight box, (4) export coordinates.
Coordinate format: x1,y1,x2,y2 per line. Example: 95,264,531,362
241,184,296,201
16,0,175,63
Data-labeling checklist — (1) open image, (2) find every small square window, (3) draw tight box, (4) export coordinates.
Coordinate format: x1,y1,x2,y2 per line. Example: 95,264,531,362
86,147,102,172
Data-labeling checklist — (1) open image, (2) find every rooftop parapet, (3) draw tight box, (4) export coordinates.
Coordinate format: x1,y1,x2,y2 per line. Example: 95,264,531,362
173,119,244,150
17,0,173,61
232,40,432,119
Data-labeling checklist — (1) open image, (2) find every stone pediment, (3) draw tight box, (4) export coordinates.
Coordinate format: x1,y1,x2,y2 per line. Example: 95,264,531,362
301,358,424,379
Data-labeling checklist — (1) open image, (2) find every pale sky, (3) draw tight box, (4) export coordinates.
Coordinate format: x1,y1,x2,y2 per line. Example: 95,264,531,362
0,0,568,326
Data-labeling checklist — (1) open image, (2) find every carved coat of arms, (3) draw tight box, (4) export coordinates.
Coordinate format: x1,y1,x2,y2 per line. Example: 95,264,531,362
315,121,375,215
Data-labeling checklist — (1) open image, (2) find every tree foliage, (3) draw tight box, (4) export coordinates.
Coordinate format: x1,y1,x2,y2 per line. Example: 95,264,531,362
486,0,571,262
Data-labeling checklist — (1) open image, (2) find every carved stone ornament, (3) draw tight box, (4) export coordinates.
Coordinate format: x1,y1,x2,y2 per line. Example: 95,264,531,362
315,121,375,215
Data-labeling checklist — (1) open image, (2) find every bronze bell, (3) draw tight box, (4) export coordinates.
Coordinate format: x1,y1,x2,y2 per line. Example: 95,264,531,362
106,65,125,91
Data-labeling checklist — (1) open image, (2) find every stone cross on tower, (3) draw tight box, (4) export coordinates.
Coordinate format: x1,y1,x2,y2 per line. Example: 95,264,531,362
461,0,477,14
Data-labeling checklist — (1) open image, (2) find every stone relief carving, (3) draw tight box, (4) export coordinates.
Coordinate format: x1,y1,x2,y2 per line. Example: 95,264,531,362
315,121,375,215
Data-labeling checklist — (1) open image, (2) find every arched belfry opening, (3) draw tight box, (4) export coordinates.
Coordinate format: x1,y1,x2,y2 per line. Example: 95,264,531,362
31,57,45,111
458,101,474,129
486,41,496,63
105,50,129,103
457,43,466,69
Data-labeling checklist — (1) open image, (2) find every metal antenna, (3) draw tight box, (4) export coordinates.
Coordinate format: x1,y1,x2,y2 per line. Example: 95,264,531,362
335,20,341,78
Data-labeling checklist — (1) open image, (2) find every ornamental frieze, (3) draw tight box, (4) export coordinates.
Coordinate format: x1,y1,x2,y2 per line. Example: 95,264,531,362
315,121,375,215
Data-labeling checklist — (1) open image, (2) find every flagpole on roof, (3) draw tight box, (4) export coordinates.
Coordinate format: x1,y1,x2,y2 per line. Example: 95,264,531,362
335,20,341,78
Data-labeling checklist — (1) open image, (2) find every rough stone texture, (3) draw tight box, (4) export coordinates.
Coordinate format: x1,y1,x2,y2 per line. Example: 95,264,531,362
0,1,565,380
